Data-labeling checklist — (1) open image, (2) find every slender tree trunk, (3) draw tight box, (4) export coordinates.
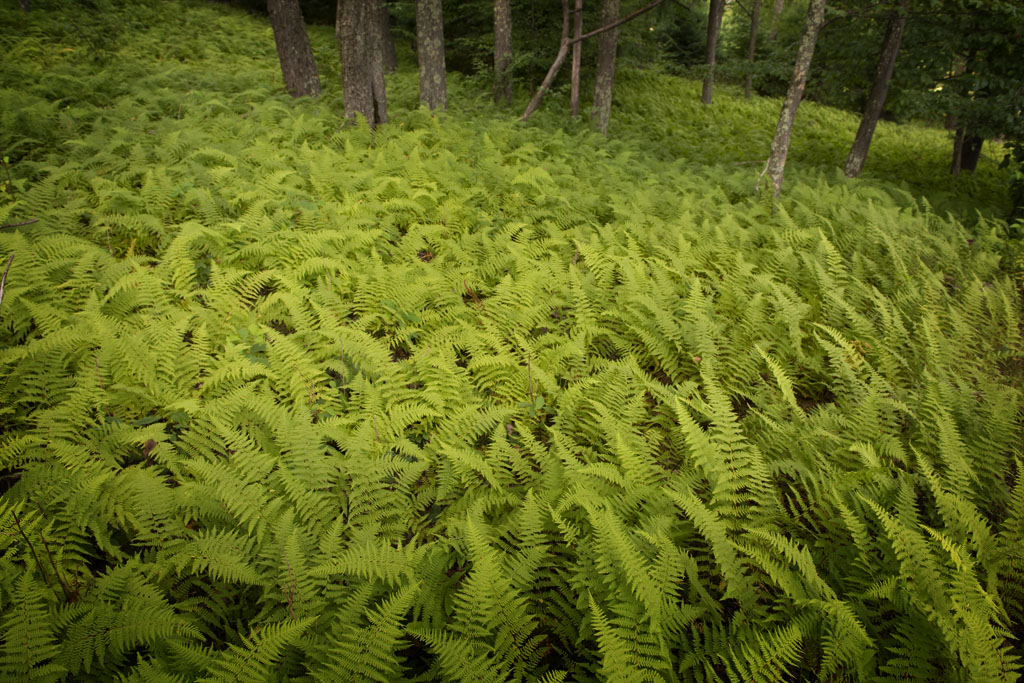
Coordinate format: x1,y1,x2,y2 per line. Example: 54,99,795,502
701,0,726,104
591,0,620,134
769,0,784,42
416,0,447,110
844,0,907,178
745,0,761,98
570,0,584,117
958,133,983,173
379,1,398,73
765,0,827,197
338,0,387,127
494,0,513,104
268,0,321,98
369,0,389,124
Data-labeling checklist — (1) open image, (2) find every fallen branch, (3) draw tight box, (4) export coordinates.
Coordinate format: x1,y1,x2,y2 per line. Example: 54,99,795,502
1,218,38,229
521,0,665,122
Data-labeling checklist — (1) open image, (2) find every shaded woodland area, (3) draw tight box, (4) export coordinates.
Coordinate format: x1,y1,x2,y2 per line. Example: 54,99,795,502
1,1,1023,681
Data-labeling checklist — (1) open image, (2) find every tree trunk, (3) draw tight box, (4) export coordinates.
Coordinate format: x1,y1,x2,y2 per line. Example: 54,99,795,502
844,0,907,178
494,0,513,104
765,0,826,197
701,0,726,104
338,0,386,127
744,0,761,98
379,1,398,73
591,0,620,134
960,133,983,173
369,0,389,124
416,0,447,110
951,126,965,175
570,0,584,117
18,0,29,11
769,0,784,42
268,0,321,98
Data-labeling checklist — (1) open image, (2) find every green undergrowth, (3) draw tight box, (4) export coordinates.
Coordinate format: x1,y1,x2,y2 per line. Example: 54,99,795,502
1,1,1023,681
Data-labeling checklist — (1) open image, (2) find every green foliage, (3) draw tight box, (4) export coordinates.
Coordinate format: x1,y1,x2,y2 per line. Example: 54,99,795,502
1,1,1023,681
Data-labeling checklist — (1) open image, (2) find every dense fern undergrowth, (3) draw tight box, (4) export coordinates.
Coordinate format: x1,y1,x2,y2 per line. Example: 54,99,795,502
2,1,1023,681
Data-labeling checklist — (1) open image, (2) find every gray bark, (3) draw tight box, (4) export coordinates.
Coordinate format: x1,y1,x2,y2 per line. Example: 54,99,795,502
338,0,386,127
268,0,321,98
844,0,907,178
416,0,447,110
379,1,397,73
494,0,513,104
701,0,726,104
744,0,760,98
765,0,826,197
570,0,584,117
591,0,620,134
369,0,389,123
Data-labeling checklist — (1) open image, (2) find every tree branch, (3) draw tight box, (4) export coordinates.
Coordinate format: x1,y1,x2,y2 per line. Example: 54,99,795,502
569,0,665,45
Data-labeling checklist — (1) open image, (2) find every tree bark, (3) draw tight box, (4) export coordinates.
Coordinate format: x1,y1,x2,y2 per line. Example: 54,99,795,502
521,0,664,121
570,0,584,117
701,0,726,104
369,0,389,124
338,0,387,127
769,0,784,42
844,0,907,178
765,0,827,197
379,1,398,73
494,0,513,104
416,0,447,110
745,0,761,98
950,126,965,175
268,0,321,98
591,0,620,134
953,132,983,174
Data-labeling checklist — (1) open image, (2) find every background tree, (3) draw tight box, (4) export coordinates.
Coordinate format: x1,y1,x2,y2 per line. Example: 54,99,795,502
701,0,726,104
267,0,321,98
337,0,387,126
765,0,827,196
379,1,398,73
570,0,584,117
591,0,621,134
843,0,908,178
416,0,447,110
744,0,761,98
493,0,513,104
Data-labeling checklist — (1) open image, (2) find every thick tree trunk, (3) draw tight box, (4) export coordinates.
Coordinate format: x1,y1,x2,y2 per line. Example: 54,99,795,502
494,0,513,104
744,0,761,98
591,0,620,134
769,0,784,42
416,0,447,110
570,0,584,117
953,133,983,174
701,0,726,104
379,1,398,73
338,0,372,124
268,0,321,98
844,1,907,178
765,0,826,197
338,0,387,127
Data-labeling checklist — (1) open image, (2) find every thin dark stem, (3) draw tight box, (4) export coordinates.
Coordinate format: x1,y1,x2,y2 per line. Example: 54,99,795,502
11,510,56,595
1,219,38,229
569,0,664,45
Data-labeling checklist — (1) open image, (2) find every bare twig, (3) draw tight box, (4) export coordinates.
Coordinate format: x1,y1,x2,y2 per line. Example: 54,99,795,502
568,0,665,45
1,218,38,229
